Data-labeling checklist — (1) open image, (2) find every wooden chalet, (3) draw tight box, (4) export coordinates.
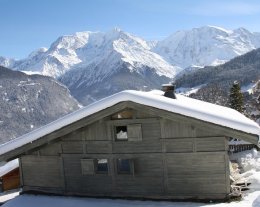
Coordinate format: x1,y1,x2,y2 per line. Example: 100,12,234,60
0,86,259,200
0,159,20,192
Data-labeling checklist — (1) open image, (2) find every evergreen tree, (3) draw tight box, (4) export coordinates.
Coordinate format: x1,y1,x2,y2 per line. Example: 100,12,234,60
229,81,244,113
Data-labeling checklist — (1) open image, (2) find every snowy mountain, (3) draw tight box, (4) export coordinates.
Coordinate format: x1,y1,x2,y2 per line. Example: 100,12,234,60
59,28,177,104
0,56,15,68
153,26,260,68
0,66,80,142
1,26,260,105
1,26,260,78
1,28,179,79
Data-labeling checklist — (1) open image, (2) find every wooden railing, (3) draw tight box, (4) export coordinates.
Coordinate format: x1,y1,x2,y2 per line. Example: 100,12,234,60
229,144,257,153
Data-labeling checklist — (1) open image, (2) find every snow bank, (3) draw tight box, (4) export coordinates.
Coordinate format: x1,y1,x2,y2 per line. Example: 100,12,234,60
230,149,260,172
230,149,260,197
2,192,260,207
0,190,19,204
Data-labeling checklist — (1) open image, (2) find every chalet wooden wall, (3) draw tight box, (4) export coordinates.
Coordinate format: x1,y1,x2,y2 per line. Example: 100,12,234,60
19,106,230,200
1,168,20,191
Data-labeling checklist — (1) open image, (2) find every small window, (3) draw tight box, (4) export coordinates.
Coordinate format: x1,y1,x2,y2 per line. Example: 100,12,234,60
115,124,142,141
117,159,133,174
115,126,128,141
96,159,108,174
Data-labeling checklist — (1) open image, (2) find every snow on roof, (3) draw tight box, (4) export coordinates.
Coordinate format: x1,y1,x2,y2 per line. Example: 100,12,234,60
0,159,19,177
0,90,259,157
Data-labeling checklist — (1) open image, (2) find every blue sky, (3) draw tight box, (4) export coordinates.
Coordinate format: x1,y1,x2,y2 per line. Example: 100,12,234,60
1,0,260,59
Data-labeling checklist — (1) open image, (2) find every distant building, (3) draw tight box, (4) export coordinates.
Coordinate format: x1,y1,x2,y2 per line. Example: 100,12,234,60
0,159,20,192
0,87,259,200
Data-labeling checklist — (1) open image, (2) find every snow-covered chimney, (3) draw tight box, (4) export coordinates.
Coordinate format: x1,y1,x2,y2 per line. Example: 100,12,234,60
162,83,176,99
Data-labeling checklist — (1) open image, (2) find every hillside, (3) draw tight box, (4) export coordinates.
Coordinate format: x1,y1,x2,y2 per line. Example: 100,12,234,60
175,48,260,89
175,48,260,123
0,66,80,143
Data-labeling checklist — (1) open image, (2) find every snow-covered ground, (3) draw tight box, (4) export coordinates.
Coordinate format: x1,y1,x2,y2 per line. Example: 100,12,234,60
1,150,260,207
176,84,205,96
1,191,259,207
0,190,20,204
241,83,257,95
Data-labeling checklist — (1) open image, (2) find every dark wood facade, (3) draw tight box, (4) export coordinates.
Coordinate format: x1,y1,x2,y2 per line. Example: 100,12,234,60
1,168,20,191
1,101,259,200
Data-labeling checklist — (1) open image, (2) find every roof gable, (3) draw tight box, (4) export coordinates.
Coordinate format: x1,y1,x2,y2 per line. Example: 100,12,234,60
0,90,259,160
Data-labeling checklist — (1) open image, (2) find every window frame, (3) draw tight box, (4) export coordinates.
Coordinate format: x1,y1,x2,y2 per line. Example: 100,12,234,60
114,123,142,142
115,125,128,141
95,158,109,174
116,158,134,175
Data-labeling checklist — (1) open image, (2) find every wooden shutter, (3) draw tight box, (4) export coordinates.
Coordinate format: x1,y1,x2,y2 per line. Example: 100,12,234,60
127,124,142,141
81,159,94,175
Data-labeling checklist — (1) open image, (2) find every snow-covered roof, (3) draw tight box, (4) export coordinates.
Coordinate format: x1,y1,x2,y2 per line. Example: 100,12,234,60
0,159,19,177
0,90,259,157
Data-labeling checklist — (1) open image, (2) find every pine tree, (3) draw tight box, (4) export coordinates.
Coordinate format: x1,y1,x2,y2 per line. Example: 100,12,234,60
229,81,244,113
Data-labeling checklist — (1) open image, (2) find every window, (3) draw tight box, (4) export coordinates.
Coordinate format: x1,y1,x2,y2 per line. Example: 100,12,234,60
81,158,109,175
96,159,108,174
115,124,142,141
115,126,128,140
81,159,95,175
117,159,134,174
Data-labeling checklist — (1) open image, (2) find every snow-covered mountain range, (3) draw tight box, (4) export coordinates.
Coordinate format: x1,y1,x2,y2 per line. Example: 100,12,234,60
1,28,179,78
153,26,260,68
1,26,260,105
2,26,260,78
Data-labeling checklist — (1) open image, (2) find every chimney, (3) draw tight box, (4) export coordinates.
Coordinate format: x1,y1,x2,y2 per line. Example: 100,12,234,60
162,83,176,99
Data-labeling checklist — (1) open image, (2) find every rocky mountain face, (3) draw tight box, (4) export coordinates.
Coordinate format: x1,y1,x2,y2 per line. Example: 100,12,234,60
58,29,176,104
175,48,260,123
0,66,80,143
60,63,171,104
1,26,260,106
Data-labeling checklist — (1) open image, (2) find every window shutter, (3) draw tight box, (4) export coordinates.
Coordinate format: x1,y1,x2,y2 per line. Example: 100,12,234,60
81,159,94,175
127,124,142,141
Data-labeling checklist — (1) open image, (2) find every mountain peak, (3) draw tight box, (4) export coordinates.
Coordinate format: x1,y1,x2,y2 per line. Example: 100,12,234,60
205,25,233,34
28,47,48,58
113,27,122,32
234,27,251,34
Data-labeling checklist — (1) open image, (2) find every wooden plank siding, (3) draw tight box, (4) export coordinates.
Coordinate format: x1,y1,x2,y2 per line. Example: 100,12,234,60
21,156,63,189
17,105,234,200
